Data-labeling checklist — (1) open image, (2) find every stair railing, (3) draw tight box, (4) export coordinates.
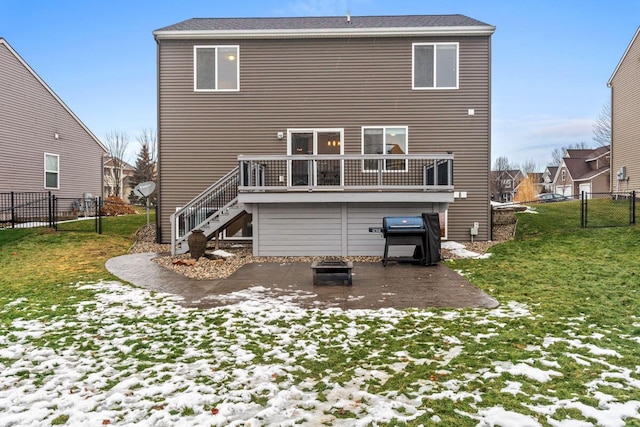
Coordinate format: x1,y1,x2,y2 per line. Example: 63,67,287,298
170,167,240,255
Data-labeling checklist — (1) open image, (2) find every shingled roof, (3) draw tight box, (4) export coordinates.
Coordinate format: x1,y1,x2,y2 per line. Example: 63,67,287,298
563,146,610,182
154,14,495,38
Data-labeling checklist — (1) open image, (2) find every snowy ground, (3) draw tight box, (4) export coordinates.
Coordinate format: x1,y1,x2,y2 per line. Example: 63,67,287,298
1,278,639,426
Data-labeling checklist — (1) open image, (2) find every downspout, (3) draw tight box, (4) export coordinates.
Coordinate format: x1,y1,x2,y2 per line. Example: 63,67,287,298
154,34,162,243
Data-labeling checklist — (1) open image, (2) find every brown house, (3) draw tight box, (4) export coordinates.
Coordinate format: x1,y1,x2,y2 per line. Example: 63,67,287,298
153,15,495,256
0,38,106,201
553,146,610,198
608,26,640,194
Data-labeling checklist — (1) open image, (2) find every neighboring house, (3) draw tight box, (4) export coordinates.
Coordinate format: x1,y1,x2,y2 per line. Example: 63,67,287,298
608,26,640,194
490,169,525,202
153,14,495,256
553,146,610,198
103,157,135,201
542,166,558,193
0,38,106,202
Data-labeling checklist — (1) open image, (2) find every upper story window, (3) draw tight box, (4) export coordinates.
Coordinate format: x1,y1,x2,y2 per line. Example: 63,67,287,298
413,43,458,89
362,126,408,171
194,45,239,91
44,153,59,189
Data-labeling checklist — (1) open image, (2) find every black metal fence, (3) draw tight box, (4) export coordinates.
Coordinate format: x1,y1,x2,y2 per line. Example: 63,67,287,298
1,192,151,234
53,196,102,233
581,191,636,228
0,191,54,229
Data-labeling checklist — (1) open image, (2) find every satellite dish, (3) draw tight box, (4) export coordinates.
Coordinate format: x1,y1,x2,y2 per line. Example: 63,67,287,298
134,181,156,198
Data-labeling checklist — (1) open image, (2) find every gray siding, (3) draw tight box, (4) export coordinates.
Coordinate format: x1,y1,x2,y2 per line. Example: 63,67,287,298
255,204,343,256
254,202,444,256
610,30,640,193
0,41,105,198
158,34,491,243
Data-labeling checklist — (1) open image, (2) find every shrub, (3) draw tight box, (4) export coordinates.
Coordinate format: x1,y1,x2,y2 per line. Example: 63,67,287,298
100,196,138,216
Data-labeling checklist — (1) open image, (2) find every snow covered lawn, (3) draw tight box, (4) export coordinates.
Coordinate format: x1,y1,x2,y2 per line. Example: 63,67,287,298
1,281,639,426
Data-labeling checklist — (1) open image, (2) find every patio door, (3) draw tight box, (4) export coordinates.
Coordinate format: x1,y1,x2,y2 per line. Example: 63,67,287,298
289,129,343,186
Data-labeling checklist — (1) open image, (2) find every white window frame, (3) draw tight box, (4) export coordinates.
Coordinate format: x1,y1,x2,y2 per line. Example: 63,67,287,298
194,45,240,92
44,153,59,189
412,42,459,90
361,126,409,172
286,128,345,156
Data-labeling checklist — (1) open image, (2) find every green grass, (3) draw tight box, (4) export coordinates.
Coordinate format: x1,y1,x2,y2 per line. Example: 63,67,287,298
0,213,152,323
453,201,640,326
2,204,640,425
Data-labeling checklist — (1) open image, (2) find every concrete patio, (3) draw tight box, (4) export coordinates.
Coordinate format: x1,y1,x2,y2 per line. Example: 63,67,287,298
106,253,499,310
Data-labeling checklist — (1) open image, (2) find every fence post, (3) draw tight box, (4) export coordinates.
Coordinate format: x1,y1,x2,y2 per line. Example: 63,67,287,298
97,197,103,234
490,204,494,241
632,191,636,225
48,191,52,228
580,191,586,228
53,195,58,231
10,191,15,229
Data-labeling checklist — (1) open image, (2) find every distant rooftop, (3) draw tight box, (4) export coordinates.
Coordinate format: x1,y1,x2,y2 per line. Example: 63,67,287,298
154,14,495,38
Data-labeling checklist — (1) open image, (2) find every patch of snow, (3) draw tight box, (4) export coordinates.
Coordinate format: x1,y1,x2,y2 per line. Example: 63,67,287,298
211,249,235,258
1,281,639,426
442,241,493,259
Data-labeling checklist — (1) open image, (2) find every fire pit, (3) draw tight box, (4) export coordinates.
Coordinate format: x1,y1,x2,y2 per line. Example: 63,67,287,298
311,259,353,286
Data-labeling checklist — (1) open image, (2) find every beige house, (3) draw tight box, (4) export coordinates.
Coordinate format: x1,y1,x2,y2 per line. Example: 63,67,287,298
153,15,495,256
103,157,135,201
608,26,640,194
0,38,106,201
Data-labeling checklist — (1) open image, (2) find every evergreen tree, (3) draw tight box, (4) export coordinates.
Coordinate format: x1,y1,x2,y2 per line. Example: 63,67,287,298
129,140,156,205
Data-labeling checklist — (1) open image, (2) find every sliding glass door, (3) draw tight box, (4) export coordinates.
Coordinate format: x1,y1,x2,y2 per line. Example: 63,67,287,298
289,129,343,186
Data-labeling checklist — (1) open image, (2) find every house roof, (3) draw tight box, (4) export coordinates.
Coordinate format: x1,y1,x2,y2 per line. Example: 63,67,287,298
608,26,640,87
104,156,135,171
154,14,495,39
0,38,107,153
562,146,610,182
565,148,593,158
585,145,610,163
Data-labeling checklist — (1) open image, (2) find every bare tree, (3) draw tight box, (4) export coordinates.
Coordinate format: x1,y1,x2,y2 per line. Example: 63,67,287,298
550,147,565,166
550,141,591,166
493,156,511,172
492,156,512,202
104,130,130,198
519,159,538,175
592,101,611,147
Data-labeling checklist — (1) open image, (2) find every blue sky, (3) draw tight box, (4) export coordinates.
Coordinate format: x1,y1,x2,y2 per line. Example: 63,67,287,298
2,0,638,168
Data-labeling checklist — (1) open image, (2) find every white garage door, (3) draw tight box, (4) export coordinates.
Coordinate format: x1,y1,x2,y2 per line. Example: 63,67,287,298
579,183,591,199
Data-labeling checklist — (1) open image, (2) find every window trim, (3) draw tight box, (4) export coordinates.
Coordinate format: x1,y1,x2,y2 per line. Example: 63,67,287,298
361,126,409,172
286,128,345,156
412,42,459,90
44,153,59,189
193,45,240,92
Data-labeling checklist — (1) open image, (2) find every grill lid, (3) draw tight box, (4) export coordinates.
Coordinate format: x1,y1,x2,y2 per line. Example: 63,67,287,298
383,216,425,230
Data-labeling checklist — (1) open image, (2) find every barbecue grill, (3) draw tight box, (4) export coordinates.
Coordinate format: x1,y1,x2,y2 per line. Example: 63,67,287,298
381,216,426,266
